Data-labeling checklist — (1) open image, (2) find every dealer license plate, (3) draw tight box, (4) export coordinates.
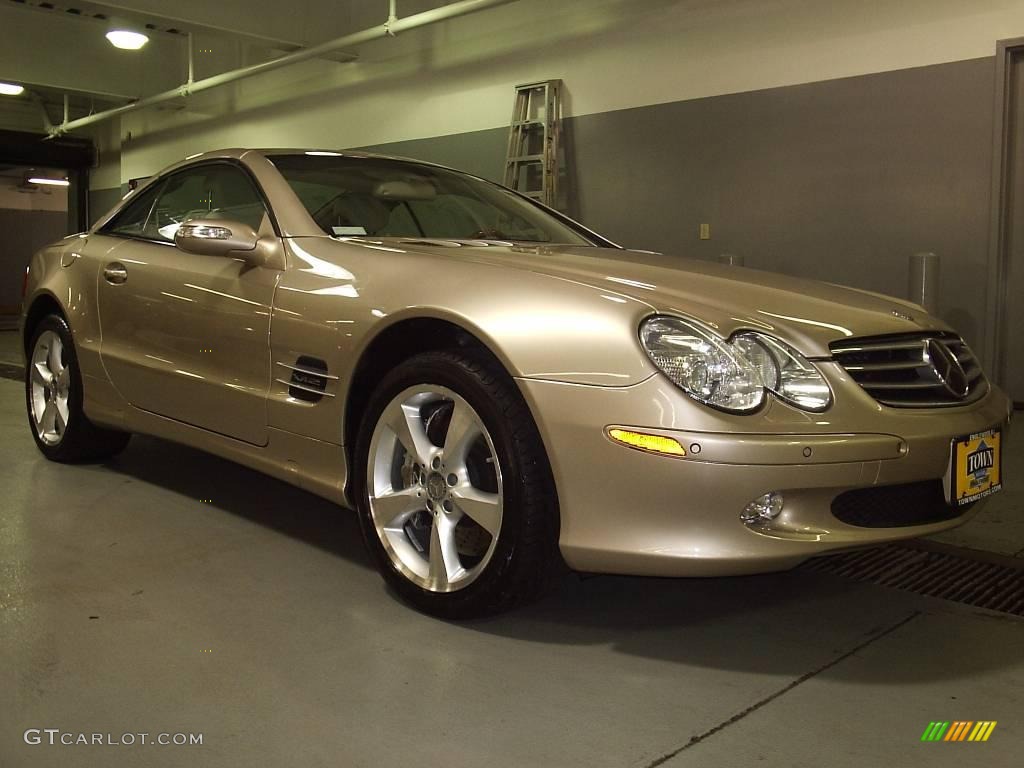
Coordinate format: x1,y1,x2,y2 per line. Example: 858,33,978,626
945,427,1003,507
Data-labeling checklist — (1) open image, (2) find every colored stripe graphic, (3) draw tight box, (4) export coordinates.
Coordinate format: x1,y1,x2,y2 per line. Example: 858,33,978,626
968,722,997,742
921,721,996,742
945,721,973,741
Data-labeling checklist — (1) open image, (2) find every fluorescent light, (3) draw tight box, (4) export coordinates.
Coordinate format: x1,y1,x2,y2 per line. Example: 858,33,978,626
106,30,149,50
0,82,25,96
29,177,70,187
305,151,342,156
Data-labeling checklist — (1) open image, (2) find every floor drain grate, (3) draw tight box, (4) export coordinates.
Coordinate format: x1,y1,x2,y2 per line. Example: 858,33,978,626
801,542,1024,616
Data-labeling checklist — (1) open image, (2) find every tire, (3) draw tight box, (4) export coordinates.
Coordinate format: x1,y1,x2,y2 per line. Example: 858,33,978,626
25,314,131,462
354,349,560,619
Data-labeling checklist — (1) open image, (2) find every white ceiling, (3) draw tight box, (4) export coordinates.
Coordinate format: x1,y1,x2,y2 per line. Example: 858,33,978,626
0,0,448,132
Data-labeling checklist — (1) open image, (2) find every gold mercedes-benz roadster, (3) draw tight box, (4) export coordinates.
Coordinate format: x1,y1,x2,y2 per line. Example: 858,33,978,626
21,148,1011,617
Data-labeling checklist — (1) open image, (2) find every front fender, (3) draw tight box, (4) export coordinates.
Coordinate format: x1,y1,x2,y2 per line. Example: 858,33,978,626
268,236,659,446
284,236,659,388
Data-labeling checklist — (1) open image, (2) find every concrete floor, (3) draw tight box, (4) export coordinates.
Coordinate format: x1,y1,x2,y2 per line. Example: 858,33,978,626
1,329,1022,767
0,328,18,358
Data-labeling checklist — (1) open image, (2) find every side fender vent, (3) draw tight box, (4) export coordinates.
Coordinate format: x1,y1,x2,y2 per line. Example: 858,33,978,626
275,356,337,403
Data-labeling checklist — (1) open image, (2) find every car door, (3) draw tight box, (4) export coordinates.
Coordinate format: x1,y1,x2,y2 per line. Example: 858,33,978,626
96,161,280,445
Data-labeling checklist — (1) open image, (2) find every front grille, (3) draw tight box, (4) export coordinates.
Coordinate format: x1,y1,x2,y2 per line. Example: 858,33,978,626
831,332,987,407
831,480,969,528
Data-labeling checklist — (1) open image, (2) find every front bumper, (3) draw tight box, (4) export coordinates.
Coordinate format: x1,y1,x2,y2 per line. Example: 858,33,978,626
518,372,1012,577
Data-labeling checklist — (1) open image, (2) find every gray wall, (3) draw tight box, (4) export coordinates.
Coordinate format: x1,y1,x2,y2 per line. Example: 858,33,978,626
87,57,998,351
0,209,68,313
89,186,125,226
365,58,998,352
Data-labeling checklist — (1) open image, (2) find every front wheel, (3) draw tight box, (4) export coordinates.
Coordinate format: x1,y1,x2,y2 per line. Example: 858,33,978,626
25,315,131,462
355,350,560,618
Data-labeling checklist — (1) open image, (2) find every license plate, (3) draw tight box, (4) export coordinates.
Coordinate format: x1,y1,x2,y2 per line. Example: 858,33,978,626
944,427,1003,507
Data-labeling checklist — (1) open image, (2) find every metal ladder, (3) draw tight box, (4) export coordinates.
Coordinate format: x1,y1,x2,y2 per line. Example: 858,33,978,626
503,79,562,209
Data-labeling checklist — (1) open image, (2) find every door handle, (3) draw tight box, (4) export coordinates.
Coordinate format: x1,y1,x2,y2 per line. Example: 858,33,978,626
103,262,128,284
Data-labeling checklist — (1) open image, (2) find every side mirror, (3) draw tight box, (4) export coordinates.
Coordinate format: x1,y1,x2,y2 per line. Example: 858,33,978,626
174,218,259,257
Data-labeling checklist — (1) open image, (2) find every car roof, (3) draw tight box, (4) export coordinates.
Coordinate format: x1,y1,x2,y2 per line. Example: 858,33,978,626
179,147,464,174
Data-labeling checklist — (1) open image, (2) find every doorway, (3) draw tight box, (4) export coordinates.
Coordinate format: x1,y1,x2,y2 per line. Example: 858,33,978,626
0,165,69,326
990,39,1024,406
0,129,93,330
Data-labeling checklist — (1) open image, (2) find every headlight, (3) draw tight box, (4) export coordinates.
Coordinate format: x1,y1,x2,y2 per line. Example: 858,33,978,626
732,333,832,412
639,316,766,412
640,316,832,413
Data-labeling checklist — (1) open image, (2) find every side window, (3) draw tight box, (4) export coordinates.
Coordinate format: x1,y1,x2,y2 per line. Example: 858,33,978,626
146,171,208,242
145,164,270,243
100,181,164,238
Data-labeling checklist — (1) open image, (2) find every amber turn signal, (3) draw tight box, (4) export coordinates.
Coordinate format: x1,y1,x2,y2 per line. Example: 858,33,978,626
608,428,686,456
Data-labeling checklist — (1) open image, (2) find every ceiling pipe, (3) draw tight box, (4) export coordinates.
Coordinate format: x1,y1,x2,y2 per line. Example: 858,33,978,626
385,0,399,36
187,32,195,89
14,79,138,102
30,92,55,134
49,0,518,137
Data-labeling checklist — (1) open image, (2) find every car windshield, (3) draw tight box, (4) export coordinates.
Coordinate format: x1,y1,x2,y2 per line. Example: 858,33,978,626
269,153,595,245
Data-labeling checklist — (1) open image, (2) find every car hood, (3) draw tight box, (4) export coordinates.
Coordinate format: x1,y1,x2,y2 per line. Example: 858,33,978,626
385,240,949,357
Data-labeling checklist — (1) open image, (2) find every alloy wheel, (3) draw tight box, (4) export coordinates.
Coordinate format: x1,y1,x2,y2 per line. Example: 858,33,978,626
29,330,70,446
367,385,503,593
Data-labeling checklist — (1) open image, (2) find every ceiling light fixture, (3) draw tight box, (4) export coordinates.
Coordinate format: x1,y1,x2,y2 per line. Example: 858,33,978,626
105,29,149,50
28,177,71,187
0,82,25,96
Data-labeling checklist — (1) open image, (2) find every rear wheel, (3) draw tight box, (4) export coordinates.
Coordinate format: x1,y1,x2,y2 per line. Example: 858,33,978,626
355,350,559,618
26,315,131,462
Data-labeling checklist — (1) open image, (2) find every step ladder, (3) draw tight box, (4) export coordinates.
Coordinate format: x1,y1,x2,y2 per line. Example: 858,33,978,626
503,79,562,209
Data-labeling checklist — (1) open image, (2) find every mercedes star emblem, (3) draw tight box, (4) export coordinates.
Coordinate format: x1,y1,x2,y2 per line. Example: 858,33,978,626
924,339,969,398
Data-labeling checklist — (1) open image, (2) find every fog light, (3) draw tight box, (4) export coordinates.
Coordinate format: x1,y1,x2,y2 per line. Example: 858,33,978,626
741,492,784,525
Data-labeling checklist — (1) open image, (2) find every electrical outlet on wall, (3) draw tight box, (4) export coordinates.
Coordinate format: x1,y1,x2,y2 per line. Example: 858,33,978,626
699,223,710,240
